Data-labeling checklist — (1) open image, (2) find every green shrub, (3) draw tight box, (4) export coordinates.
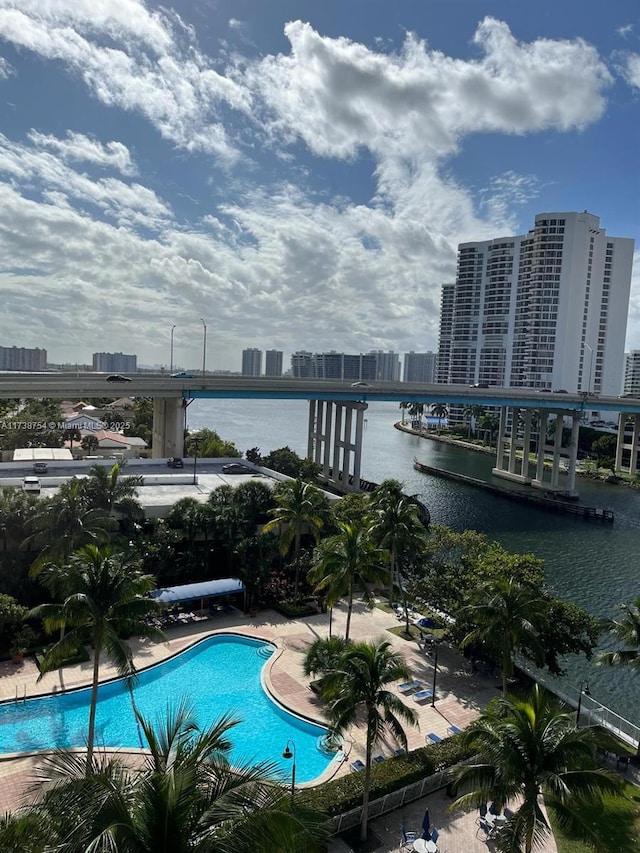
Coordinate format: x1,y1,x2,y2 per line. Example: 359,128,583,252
273,602,317,619
297,736,474,816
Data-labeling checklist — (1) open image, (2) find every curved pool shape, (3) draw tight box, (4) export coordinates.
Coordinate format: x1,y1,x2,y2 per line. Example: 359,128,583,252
0,635,332,783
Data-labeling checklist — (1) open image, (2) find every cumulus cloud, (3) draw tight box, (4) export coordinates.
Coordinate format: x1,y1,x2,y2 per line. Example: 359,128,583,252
248,18,612,162
0,7,631,365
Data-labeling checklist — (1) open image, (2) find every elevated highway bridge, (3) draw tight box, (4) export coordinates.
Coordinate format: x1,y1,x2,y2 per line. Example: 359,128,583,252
1,374,639,496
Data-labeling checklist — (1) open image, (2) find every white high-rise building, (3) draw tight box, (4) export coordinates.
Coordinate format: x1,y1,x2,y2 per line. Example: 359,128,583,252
369,350,401,381
436,212,634,395
403,351,437,383
623,351,640,396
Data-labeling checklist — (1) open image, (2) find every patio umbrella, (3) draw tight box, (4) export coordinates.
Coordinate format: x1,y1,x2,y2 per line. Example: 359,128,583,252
417,617,435,629
421,808,431,838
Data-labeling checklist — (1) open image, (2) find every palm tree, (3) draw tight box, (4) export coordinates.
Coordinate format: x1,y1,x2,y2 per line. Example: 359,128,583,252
262,479,329,604
598,598,640,672
0,702,327,853
430,403,448,434
84,462,142,514
320,640,418,843
26,478,114,568
463,404,485,438
450,686,623,853
303,636,349,678
309,520,388,640
460,576,547,694
369,479,429,612
29,544,164,770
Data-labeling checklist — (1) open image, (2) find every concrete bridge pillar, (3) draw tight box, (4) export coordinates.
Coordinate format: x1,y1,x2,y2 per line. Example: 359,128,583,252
152,397,185,459
492,405,532,484
308,400,367,493
616,413,640,475
566,413,581,494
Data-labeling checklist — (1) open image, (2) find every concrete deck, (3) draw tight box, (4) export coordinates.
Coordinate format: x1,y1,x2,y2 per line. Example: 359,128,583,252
0,602,558,852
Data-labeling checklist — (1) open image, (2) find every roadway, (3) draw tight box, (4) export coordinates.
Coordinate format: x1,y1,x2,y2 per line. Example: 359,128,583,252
0,373,637,413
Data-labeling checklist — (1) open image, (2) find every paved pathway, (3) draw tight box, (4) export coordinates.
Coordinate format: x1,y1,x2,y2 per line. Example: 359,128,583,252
0,602,559,851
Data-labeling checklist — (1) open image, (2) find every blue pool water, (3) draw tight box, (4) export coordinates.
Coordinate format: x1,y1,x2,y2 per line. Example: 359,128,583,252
0,635,332,783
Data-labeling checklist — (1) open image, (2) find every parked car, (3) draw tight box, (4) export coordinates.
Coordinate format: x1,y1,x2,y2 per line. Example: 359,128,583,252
106,374,132,382
221,463,251,474
167,457,184,468
33,461,48,474
22,476,41,493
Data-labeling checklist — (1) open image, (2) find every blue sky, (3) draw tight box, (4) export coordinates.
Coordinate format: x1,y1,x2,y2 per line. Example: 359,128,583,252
0,0,638,371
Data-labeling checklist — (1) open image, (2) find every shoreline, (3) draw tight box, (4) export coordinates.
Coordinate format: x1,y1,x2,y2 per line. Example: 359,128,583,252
394,421,630,487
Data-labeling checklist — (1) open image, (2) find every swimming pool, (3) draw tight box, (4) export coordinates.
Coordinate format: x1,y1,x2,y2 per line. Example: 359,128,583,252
0,635,333,783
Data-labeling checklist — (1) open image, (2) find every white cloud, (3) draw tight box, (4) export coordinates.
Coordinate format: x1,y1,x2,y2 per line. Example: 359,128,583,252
0,54,11,77
617,24,634,39
28,131,137,175
0,0,251,161
248,18,612,163
618,52,640,89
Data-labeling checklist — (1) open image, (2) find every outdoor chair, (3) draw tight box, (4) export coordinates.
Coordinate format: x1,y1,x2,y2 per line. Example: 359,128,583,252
616,754,630,773
373,754,385,764
447,725,462,735
350,759,365,772
426,733,442,744
413,688,433,703
398,679,422,693
400,827,417,851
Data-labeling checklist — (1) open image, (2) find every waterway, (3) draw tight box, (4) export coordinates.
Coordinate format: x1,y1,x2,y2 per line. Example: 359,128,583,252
188,399,640,725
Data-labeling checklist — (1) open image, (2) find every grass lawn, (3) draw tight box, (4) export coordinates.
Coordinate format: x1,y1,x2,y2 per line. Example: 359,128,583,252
550,782,640,853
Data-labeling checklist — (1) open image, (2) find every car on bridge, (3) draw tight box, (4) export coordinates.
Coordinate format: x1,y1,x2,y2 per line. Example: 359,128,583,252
171,372,197,379
33,461,48,474
167,457,184,468
106,374,132,382
350,381,372,388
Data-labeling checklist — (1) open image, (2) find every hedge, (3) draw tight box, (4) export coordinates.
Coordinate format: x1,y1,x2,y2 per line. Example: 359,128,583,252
297,735,475,816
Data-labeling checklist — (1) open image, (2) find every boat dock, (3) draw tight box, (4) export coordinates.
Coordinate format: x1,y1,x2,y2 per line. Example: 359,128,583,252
413,460,614,523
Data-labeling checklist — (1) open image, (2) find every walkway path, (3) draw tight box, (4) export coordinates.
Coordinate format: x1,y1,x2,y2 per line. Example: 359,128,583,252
0,602,559,852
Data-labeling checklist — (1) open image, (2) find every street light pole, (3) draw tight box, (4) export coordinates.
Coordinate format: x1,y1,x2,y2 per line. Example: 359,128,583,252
584,343,594,394
282,740,296,806
170,325,176,374
576,680,590,727
192,436,202,486
431,644,439,707
201,319,207,376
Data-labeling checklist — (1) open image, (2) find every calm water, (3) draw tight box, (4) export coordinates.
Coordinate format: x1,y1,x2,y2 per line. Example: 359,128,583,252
0,635,331,782
189,399,640,725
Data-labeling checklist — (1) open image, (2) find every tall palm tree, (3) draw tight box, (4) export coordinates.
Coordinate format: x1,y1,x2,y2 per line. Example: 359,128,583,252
0,702,327,853
598,597,640,672
309,520,389,640
369,479,428,611
450,686,623,853
84,462,142,514
463,404,485,438
320,640,418,843
29,544,164,770
26,478,114,568
460,576,547,694
262,479,329,604
430,403,448,434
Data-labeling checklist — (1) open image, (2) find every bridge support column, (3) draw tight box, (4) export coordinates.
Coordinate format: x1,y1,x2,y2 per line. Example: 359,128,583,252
532,410,580,496
616,413,640,475
152,397,185,459
566,413,581,495
308,400,367,493
492,406,532,484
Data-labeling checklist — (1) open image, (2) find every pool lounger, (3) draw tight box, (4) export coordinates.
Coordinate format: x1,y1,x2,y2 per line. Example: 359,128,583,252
350,759,365,772
426,733,442,744
398,679,422,693
413,689,433,702
373,754,385,764
333,750,346,763
447,725,462,735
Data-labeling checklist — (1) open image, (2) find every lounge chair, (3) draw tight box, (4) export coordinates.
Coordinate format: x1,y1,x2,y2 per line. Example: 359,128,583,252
447,724,462,735
398,679,422,693
350,759,365,772
373,754,385,764
394,747,406,757
413,688,433,702
333,750,346,764
426,732,442,744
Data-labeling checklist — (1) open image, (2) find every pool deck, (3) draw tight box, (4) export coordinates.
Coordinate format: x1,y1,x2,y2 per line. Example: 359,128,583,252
0,602,559,852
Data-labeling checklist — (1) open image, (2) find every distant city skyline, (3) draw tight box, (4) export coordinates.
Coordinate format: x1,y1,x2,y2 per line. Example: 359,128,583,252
0,2,638,369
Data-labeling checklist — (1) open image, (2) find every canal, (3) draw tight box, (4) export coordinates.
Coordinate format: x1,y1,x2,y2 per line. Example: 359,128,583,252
190,398,640,725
